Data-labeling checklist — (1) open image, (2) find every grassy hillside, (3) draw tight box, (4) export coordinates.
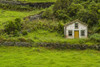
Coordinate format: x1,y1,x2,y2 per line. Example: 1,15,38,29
0,9,44,29
0,46,100,67
0,0,99,45
2,29,95,45
18,0,56,2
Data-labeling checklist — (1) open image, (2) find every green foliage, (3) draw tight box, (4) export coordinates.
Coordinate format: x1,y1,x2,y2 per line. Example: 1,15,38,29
52,0,100,28
53,0,70,12
53,0,71,20
4,18,22,35
54,10,70,20
58,21,64,33
67,3,83,17
22,30,28,35
90,33,100,42
42,7,53,19
23,19,59,32
77,9,99,27
18,37,27,42
0,3,34,11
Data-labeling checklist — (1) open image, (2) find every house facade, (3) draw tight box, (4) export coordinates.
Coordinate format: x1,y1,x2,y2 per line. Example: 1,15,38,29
64,19,88,39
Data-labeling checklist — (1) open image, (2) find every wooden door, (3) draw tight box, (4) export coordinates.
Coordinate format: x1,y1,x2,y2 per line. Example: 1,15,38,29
74,31,79,38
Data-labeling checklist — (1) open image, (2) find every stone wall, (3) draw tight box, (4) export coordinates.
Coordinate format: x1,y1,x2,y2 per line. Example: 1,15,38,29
38,42,100,50
0,1,54,8
23,11,44,22
0,42,32,47
0,42,100,50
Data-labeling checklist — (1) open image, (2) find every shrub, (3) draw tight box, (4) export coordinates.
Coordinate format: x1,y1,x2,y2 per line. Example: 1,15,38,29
90,33,100,42
13,30,20,37
22,30,28,35
23,19,59,32
5,18,22,36
18,37,27,42
54,10,70,20
0,36,6,43
58,21,64,33
42,8,53,19
27,38,34,42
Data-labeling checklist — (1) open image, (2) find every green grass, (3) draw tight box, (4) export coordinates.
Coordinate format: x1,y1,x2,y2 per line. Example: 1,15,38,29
0,9,44,29
23,29,95,45
0,46,100,67
18,0,56,3
2,29,95,45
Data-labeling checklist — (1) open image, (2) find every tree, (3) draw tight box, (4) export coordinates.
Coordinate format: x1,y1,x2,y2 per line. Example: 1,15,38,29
67,3,83,17
77,9,99,27
53,0,72,20
53,0,70,12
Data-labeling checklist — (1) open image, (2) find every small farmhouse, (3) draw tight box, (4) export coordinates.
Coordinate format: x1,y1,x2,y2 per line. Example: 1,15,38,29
64,19,88,39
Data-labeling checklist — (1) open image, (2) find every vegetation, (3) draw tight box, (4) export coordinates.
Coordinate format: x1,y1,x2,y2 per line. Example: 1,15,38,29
0,46,100,67
0,9,44,29
42,0,100,29
0,0,100,45
16,0,56,2
90,33,100,42
4,18,22,36
0,0,100,66
0,3,35,11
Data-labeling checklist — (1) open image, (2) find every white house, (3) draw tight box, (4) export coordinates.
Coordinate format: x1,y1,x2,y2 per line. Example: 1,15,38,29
64,19,88,39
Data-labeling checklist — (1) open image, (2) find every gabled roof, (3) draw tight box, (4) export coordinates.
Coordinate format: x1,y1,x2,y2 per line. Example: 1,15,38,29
64,19,88,27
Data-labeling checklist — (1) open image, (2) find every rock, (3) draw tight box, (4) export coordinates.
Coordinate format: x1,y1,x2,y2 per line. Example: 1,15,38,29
15,42,32,47
2,42,14,46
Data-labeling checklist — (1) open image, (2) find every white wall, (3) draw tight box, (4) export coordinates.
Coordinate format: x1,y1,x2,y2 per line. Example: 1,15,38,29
65,22,88,38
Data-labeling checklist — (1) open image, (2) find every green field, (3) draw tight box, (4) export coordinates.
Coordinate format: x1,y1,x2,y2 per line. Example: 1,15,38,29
0,46,100,67
18,0,56,2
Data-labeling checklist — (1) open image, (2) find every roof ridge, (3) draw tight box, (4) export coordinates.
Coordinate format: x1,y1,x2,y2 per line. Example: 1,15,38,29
64,19,88,27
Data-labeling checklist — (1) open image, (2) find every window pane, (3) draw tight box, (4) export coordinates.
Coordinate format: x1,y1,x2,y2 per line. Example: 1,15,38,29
81,30,85,36
75,23,78,29
68,30,72,36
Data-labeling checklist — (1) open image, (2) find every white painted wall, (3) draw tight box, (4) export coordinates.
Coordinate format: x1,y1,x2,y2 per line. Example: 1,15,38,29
64,22,88,38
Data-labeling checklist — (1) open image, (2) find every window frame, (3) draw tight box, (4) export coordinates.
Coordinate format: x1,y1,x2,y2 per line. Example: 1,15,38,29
81,30,85,36
68,30,72,36
75,23,78,29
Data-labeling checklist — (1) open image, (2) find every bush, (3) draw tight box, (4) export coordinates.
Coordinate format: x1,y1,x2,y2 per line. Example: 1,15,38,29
18,37,27,42
13,30,20,37
58,21,64,33
22,30,28,35
90,33,100,42
54,10,70,20
5,18,22,36
42,8,53,19
23,19,59,32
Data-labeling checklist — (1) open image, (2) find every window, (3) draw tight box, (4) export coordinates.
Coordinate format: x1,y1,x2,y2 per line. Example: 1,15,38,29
68,30,72,36
81,30,85,36
75,23,78,29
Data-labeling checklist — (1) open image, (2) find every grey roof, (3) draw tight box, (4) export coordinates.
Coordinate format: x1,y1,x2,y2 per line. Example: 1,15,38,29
64,19,88,27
